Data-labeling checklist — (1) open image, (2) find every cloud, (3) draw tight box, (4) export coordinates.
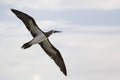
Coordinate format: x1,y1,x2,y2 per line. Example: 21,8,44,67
33,74,42,80
0,0,61,10
0,19,120,80
0,5,120,80
0,0,120,10
63,0,120,10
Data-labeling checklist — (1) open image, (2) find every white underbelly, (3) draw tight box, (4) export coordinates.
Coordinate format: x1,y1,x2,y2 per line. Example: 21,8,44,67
31,34,47,44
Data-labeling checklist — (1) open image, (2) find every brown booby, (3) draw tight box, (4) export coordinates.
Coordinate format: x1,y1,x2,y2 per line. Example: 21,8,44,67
11,9,67,76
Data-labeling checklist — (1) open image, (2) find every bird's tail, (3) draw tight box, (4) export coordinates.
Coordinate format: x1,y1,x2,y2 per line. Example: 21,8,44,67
22,42,32,49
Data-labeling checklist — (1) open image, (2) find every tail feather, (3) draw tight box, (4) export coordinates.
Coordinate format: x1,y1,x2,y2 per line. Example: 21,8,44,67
22,42,32,49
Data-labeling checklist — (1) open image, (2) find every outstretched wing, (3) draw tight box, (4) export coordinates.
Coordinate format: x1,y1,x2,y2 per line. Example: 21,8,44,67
39,39,67,76
11,9,44,37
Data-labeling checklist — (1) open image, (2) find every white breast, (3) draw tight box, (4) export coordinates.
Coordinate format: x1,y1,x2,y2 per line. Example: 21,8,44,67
31,34,47,44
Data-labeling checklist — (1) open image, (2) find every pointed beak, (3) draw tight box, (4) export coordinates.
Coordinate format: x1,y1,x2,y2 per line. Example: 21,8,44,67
54,30,62,33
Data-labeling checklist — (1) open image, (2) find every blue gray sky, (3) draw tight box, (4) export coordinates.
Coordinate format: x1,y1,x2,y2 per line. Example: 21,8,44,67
0,0,120,80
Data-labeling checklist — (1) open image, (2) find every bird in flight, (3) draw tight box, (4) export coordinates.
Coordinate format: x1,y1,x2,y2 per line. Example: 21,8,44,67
11,9,67,76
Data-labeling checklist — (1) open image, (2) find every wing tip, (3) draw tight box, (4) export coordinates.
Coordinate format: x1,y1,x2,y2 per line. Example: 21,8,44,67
63,70,67,76
11,8,19,15
10,8,22,15
11,8,16,13
63,65,67,76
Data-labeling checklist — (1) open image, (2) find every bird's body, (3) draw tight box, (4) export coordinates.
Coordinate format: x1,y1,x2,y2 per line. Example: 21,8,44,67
11,9,67,76
22,33,47,49
31,34,47,44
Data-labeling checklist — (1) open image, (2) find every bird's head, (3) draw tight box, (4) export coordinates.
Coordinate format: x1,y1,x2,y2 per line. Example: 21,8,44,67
52,30,62,33
45,30,62,37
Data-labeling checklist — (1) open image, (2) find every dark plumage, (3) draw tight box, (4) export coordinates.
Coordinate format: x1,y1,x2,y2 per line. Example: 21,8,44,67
11,9,67,76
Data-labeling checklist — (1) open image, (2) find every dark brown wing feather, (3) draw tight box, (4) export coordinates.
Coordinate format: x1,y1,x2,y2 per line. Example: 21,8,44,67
39,39,67,76
11,9,67,76
11,9,43,37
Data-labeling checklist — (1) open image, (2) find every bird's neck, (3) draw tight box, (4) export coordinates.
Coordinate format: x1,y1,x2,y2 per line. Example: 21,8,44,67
45,31,53,37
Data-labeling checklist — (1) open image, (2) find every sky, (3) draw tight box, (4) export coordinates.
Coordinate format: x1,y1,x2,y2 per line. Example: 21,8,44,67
0,0,120,80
